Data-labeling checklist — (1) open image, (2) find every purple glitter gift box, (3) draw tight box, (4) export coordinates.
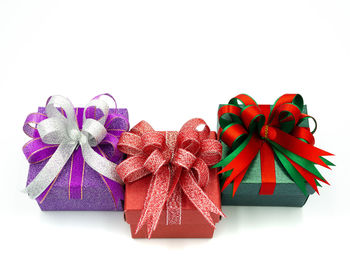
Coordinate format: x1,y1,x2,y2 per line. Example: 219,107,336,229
23,95,129,211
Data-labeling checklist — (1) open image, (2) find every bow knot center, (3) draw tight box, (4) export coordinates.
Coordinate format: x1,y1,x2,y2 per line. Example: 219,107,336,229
262,125,269,139
259,125,277,140
69,129,82,142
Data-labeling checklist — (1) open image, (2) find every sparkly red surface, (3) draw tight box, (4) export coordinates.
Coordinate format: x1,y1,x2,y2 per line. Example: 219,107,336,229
124,131,222,238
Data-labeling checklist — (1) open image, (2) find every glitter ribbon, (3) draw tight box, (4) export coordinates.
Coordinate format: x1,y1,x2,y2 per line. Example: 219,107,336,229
116,118,225,238
215,94,334,197
23,94,129,200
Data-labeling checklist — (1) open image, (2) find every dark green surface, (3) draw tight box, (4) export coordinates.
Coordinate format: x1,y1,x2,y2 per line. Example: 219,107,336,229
219,104,315,207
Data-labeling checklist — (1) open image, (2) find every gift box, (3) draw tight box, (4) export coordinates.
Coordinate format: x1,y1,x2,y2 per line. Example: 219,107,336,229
117,119,224,238
215,94,334,207
23,95,129,211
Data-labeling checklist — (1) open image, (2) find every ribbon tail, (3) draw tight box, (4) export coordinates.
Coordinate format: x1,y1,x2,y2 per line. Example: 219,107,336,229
135,166,171,239
274,149,309,196
283,154,329,194
270,141,330,184
220,134,262,191
320,156,335,167
269,128,333,168
230,166,249,197
25,140,77,199
80,140,124,185
180,171,225,228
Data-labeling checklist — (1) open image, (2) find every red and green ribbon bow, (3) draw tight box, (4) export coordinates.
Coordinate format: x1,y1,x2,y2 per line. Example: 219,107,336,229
214,94,334,197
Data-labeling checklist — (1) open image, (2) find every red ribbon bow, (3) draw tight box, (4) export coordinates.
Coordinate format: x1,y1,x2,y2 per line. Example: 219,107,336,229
116,118,225,238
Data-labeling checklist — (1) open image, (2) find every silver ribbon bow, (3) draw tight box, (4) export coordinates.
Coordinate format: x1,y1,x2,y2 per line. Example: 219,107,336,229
25,95,124,199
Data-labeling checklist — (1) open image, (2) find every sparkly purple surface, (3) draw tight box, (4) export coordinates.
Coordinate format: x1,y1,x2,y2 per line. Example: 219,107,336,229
26,107,128,211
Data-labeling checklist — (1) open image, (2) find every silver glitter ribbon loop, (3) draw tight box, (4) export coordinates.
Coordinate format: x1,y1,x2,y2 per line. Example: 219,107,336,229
25,95,124,199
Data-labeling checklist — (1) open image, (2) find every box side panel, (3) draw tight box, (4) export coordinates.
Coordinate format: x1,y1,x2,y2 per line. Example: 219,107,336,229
129,223,215,238
27,160,124,211
221,193,309,207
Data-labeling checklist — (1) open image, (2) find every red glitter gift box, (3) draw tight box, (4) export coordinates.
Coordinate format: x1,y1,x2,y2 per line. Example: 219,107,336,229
117,119,224,238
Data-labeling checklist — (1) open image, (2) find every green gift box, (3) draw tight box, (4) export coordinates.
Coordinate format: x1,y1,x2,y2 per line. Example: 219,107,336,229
216,94,333,207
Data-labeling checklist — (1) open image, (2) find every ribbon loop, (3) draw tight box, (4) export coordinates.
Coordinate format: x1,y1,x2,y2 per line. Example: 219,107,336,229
83,97,110,125
81,118,107,147
198,139,223,166
173,148,197,170
118,132,143,156
270,103,301,133
45,95,77,128
176,128,201,155
23,112,48,138
142,132,166,155
37,117,69,144
117,155,149,183
191,158,210,188
229,94,258,108
220,123,247,149
130,120,155,136
218,104,242,129
241,105,265,131
180,118,210,142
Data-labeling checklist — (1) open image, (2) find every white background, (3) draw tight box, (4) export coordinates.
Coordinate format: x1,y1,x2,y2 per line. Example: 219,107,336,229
0,1,349,263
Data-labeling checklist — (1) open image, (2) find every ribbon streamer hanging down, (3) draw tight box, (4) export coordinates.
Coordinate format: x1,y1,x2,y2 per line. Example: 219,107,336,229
215,94,334,197
116,118,225,239
23,94,129,200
